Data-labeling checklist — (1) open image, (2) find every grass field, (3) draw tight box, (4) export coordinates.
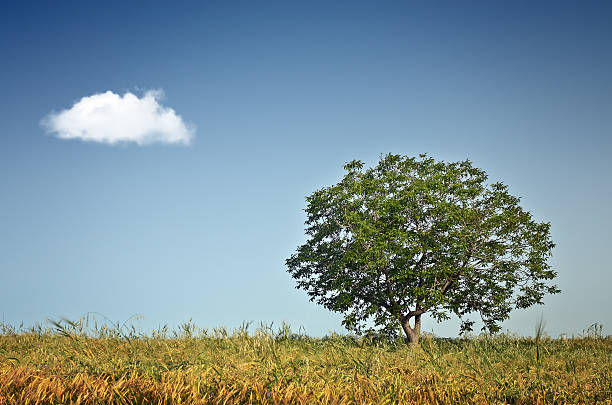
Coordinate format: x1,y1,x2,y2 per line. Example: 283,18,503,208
0,319,610,404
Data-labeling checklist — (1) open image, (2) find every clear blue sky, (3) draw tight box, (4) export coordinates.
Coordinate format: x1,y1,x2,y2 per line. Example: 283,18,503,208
1,1,610,337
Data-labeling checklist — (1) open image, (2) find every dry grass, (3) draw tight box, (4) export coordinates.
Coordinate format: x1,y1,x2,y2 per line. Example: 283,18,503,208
0,319,610,404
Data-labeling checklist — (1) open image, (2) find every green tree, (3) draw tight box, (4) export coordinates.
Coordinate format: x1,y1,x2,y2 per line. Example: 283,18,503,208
286,154,559,344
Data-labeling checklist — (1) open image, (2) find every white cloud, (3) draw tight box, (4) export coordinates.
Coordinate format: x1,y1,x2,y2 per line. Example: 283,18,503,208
41,90,194,145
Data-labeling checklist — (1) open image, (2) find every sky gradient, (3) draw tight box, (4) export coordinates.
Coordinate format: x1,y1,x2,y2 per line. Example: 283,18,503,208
1,1,611,338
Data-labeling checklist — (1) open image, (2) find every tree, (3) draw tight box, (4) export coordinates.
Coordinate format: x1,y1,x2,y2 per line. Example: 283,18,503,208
286,154,559,344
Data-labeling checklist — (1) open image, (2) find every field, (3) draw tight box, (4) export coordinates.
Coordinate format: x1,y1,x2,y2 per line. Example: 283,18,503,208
0,320,610,404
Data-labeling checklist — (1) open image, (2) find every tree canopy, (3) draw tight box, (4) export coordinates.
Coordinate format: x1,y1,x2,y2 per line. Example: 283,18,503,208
286,154,559,344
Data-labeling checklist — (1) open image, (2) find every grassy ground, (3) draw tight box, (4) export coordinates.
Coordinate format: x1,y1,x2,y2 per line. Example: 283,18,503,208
0,320,610,404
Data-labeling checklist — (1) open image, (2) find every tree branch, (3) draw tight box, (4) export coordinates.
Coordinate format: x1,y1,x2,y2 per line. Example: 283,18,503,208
401,308,426,324
441,254,472,295
383,268,399,310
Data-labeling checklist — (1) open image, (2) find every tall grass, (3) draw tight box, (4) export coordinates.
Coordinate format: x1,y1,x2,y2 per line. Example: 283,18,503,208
0,318,610,404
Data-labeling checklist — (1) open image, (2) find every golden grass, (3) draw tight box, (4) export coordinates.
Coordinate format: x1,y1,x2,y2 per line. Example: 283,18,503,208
0,321,610,404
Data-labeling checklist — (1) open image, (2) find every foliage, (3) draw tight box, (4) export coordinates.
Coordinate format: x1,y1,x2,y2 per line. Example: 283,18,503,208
287,154,559,342
0,320,610,404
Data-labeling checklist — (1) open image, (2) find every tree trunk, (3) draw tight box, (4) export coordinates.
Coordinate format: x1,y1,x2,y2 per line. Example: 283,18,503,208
401,317,420,345
414,314,421,338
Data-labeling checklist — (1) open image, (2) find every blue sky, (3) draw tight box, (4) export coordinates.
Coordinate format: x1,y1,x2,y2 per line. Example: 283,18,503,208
1,1,610,337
